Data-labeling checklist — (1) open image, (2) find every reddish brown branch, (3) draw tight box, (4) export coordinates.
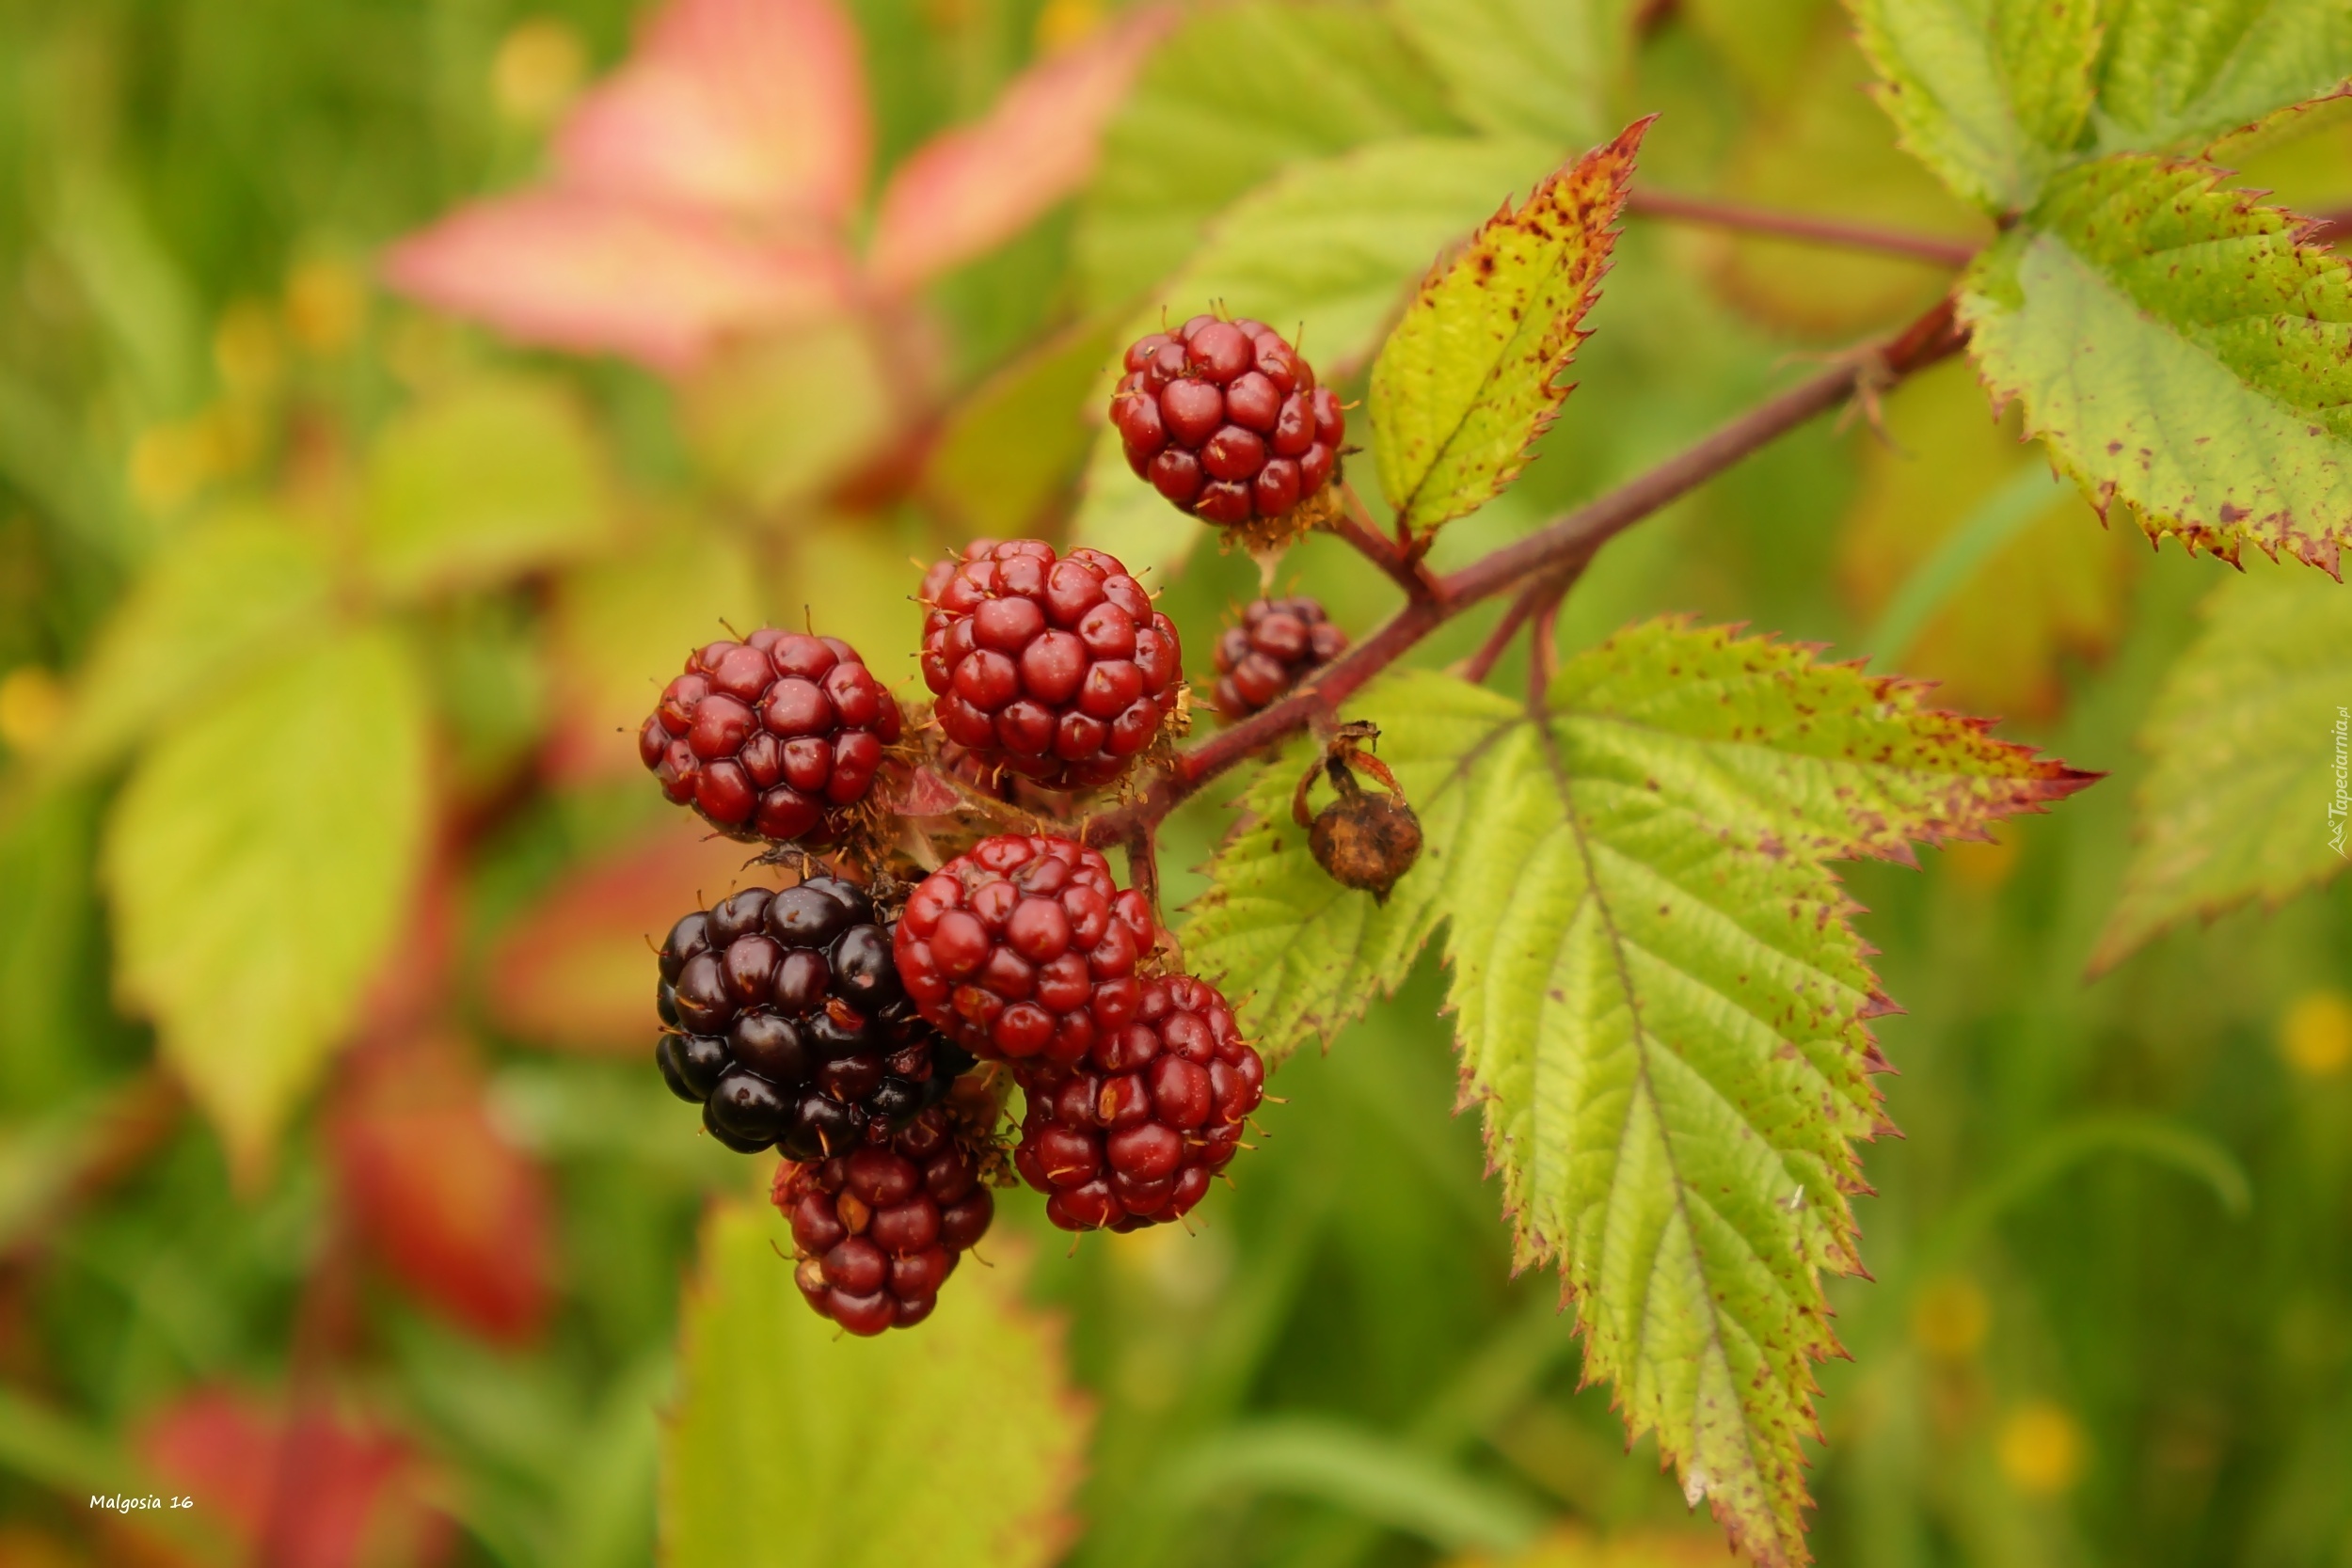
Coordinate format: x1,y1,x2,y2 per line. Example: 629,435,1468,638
1459,554,1592,686
1332,486,1447,604
1627,188,1980,268
1079,299,1968,848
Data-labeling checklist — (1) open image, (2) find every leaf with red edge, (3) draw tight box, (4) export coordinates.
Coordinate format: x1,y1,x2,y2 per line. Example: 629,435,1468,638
328,1032,554,1344
866,7,1178,292
554,0,871,227
1368,119,1649,536
140,1387,451,1568
485,820,774,1053
380,191,851,374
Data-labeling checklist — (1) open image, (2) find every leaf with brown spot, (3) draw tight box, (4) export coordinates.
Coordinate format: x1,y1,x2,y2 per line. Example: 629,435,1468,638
1962,153,2352,575
1367,119,1649,536
1188,623,2095,1565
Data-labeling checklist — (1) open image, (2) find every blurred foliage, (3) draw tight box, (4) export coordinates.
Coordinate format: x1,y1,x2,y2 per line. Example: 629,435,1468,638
0,1,2349,1566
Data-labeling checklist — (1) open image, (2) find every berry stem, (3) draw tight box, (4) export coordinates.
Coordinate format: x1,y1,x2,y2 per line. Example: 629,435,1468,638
1330,486,1447,605
1526,591,1564,708
1458,553,1591,686
1079,297,1966,847
1626,188,1981,268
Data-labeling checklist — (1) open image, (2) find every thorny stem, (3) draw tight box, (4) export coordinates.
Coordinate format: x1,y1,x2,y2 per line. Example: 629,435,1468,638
1079,296,1967,849
1626,188,1982,268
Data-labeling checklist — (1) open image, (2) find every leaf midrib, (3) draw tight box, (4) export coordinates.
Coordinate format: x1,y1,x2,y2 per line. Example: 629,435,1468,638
1522,701,1784,1554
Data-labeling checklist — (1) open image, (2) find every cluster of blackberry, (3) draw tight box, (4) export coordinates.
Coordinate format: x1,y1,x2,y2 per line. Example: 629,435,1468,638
628,310,1402,1331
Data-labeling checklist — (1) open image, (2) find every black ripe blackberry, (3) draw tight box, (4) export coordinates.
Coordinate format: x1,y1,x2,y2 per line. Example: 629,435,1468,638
771,1104,999,1335
654,876,971,1157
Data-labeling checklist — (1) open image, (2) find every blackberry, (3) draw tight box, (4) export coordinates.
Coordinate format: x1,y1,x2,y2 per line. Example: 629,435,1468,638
638,629,902,845
918,539,1182,792
772,1104,999,1335
894,834,1159,1064
654,877,972,1157
1111,315,1343,532
1212,597,1348,721
1011,974,1263,1231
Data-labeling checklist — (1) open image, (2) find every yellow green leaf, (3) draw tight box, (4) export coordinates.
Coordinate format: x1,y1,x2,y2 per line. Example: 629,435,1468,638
1846,0,2101,214
49,505,335,778
662,1201,1089,1568
1369,121,1647,537
1961,154,2352,574
101,627,431,1178
1190,632,2093,1564
362,374,612,602
2090,562,2352,972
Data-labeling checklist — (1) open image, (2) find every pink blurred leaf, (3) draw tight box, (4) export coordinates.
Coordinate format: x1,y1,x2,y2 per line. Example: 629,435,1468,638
485,819,771,1053
141,1388,451,1568
556,0,871,227
381,190,850,373
866,7,1176,292
328,1032,555,1345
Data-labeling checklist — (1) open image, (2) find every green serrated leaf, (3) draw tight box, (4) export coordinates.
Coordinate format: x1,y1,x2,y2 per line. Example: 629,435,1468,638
1187,626,2093,1565
1073,135,1563,576
1185,675,1522,1064
2090,563,2352,972
48,505,334,779
2094,0,2352,155
1390,0,1641,146
920,316,1120,539
101,627,431,1178
1846,0,2101,212
1961,153,2352,574
1076,2,1463,310
1369,121,1645,536
662,1202,1089,1568
362,375,612,602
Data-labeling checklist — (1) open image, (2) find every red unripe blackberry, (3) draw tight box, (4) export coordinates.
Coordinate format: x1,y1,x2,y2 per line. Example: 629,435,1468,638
1212,597,1348,721
1112,315,1343,530
918,540,1182,791
1010,974,1263,1232
771,1104,999,1335
654,877,975,1157
639,628,903,845
894,834,1160,1065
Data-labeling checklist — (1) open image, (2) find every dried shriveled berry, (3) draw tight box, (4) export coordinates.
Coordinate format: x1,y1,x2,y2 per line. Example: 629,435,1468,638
1010,974,1263,1232
1309,790,1422,904
771,1104,999,1334
654,877,973,1157
918,539,1182,792
639,629,903,845
894,834,1160,1064
1111,316,1343,535
1212,597,1348,721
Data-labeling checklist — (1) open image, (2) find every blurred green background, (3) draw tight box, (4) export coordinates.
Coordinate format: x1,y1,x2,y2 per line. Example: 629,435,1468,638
2,0,2349,1564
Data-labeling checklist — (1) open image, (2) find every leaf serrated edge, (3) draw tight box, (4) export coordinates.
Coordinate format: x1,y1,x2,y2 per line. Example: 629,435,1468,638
1382,117,1652,533
1959,156,2352,578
